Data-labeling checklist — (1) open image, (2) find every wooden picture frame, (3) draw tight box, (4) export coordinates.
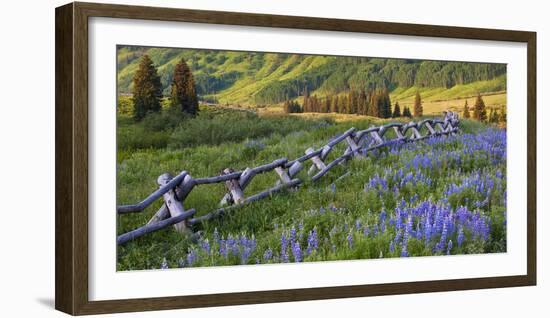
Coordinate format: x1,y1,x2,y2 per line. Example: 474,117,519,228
55,1,536,315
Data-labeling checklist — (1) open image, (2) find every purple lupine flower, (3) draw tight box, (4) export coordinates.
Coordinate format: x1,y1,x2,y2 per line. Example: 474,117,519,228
347,232,353,249
187,249,198,266
201,239,210,255
280,233,289,263
213,228,219,243
457,227,464,247
290,227,297,242
400,241,409,257
330,183,336,193
219,239,228,258
389,240,395,253
160,258,169,269
263,248,273,261
241,246,252,264
306,228,318,255
177,258,185,268
406,215,413,237
446,240,453,255
363,225,370,237
291,240,302,262
415,221,423,240
435,223,448,253
355,219,362,231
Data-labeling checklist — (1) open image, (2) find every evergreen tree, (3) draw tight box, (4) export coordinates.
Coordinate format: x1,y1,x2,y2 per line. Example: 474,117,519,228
171,58,199,115
493,109,499,123
310,95,319,112
303,86,310,112
348,90,357,114
283,100,302,113
331,95,339,113
322,97,331,113
132,54,162,120
392,101,401,118
367,89,378,117
413,91,423,117
462,100,470,118
403,106,412,118
341,92,350,114
499,107,507,123
472,93,487,121
381,88,392,118
358,90,367,115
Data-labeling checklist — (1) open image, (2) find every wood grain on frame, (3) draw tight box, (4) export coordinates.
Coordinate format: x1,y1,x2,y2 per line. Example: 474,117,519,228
55,2,537,315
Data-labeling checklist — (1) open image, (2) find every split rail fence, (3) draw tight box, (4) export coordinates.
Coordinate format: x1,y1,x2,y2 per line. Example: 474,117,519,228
117,111,460,245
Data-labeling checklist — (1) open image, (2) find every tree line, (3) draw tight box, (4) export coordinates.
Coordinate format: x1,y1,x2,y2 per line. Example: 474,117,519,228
284,87,422,119
254,58,506,105
131,55,199,121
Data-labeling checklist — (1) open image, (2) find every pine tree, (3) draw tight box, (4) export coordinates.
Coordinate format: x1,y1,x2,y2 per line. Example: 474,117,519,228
382,88,392,118
310,95,319,112
472,94,487,122
171,58,198,115
494,109,499,122
322,97,331,113
303,86,310,112
392,101,401,118
283,100,291,113
358,90,367,115
499,107,507,123
132,55,162,120
462,100,470,118
331,95,339,113
413,91,423,117
403,106,412,118
367,89,379,117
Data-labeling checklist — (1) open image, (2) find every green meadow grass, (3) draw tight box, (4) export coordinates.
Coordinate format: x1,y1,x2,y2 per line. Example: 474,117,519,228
116,107,504,271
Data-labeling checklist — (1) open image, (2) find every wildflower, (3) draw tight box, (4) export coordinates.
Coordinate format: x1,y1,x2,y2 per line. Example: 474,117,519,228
187,249,198,266
347,232,353,249
363,225,370,237
241,247,252,264
401,242,409,257
177,258,185,268
290,226,297,242
160,258,169,269
306,228,318,255
213,228,219,243
291,241,302,262
263,248,273,261
280,233,289,263
446,240,453,255
457,227,464,247
219,239,228,258
201,239,210,255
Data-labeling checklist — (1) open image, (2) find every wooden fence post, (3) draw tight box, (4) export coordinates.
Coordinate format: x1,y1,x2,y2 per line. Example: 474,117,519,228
157,173,191,235
222,168,245,205
305,147,327,175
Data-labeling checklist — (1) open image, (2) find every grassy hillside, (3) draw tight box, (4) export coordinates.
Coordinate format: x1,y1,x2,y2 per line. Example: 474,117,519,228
117,46,506,107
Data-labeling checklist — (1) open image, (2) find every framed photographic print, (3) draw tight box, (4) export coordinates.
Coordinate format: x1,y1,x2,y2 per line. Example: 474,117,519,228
55,2,536,315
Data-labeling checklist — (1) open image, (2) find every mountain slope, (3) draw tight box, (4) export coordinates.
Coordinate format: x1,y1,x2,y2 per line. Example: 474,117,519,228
117,46,506,106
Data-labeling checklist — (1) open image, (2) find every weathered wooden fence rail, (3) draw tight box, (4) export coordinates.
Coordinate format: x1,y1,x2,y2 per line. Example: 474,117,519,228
117,111,460,245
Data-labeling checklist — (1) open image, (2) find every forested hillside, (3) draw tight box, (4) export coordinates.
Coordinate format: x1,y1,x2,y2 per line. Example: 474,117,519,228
117,46,506,106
